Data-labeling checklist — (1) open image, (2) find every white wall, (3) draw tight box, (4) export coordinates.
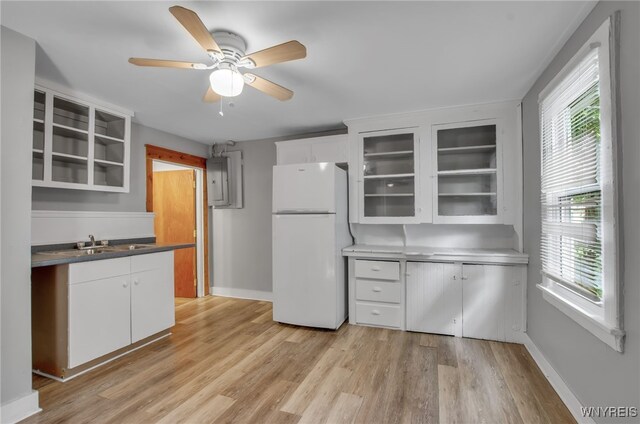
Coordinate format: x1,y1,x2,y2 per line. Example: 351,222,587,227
211,141,275,296
522,2,639,421
31,122,209,212
1,26,39,417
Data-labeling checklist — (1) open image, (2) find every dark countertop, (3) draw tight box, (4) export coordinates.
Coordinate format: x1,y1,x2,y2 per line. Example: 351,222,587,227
32,241,195,268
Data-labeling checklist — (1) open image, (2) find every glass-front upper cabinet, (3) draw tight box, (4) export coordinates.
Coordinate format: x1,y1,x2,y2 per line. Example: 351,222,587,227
32,84,131,192
433,119,502,223
359,128,419,222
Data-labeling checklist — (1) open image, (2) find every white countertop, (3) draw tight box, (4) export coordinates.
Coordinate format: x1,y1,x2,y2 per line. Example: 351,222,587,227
342,244,529,265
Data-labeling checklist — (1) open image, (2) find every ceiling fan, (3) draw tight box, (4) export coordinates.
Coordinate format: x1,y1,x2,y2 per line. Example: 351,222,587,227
129,6,306,102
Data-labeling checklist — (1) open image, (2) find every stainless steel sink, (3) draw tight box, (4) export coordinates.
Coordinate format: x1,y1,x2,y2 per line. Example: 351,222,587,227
107,244,154,251
41,248,107,256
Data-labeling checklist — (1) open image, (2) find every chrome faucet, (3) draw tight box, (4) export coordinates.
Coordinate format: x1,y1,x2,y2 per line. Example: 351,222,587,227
88,234,96,247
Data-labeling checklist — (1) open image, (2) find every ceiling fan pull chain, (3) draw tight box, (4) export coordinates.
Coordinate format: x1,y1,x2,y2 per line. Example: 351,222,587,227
219,100,224,117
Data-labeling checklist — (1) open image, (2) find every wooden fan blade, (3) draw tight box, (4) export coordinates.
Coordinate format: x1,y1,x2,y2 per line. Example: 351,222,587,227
128,58,205,69
245,73,293,101
203,86,221,103
242,41,306,68
169,6,222,56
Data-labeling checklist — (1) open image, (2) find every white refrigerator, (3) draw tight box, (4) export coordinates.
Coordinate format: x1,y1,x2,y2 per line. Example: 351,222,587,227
272,163,351,329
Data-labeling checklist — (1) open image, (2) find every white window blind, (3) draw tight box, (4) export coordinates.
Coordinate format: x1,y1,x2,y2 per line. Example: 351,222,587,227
540,48,604,302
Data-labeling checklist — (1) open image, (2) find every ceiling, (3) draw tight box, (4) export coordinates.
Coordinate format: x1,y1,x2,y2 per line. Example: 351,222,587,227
1,1,595,144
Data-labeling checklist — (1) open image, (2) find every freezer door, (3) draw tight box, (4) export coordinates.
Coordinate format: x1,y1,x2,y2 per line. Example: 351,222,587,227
273,214,338,328
273,163,336,213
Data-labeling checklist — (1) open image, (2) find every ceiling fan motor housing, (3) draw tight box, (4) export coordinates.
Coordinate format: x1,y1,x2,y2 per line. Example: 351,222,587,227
212,31,248,65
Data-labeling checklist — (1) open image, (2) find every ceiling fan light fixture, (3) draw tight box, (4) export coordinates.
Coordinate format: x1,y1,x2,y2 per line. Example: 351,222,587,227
209,64,244,97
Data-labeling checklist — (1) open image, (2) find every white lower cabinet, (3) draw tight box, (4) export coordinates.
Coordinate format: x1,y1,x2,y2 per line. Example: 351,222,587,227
406,262,462,337
405,261,525,342
69,275,132,368
32,251,175,379
461,264,525,341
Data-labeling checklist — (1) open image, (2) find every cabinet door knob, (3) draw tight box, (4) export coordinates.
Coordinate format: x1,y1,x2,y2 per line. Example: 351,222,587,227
453,275,457,280
133,279,140,285
371,310,381,316
372,287,382,292
123,281,129,288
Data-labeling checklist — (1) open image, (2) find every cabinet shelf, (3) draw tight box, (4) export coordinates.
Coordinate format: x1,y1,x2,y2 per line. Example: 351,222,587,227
364,150,414,158
94,158,124,167
32,149,44,157
33,118,44,124
438,168,496,176
52,152,88,164
95,133,125,144
438,144,496,154
438,192,496,197
365,193,414,197
52,122,89,135
363,173,415,180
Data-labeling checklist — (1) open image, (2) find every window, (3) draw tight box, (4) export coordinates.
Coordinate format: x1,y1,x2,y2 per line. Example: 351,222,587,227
537,17,623,352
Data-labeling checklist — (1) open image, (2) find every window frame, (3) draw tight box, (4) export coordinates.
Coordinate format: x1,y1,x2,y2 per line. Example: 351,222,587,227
536,15,623,352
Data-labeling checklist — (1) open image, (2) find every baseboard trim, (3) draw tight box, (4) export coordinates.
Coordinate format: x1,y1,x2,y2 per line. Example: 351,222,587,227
522,334,595,424
1,390,40,424
210,287,273,302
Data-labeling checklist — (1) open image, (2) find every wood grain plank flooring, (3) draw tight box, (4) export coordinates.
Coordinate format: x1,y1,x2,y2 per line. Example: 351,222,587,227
25,297,575,424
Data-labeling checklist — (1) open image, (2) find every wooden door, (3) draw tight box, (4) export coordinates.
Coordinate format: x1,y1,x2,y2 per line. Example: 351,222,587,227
153,170,197,298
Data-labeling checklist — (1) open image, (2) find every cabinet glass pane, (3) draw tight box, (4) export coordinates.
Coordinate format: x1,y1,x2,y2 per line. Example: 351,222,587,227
365,176,414,195
33,120,44,151
94,163,124,188
34,90,45,122
32,151,44,180
95,110,125,140
52,126,88,157
362,131,416,218
436,124,498,217
52,157,88,184
365,195,415,217
438,195,497,216
437,125,496,149
53,97,89,131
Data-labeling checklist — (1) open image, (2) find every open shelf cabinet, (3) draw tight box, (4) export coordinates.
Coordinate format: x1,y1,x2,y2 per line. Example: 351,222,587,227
433,120,502,223
359,129,419,221
31,84,131,192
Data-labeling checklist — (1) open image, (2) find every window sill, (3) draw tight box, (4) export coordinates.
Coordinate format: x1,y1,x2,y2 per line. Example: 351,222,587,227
537,283,625,352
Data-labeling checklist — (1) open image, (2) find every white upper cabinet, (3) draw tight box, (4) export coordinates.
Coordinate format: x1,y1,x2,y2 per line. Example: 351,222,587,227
276,134,348,165
32,82,132,192
432,119,503,224
344,101,522,227
358,128,421,223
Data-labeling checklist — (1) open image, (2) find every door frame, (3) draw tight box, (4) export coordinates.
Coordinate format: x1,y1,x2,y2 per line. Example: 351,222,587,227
146,144,209,296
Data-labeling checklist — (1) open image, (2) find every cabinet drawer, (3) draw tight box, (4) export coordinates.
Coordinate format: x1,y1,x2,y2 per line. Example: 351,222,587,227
69,257,130,284
356,279,401,303
131,251,173,273
355,260,399,281
355,302,401,328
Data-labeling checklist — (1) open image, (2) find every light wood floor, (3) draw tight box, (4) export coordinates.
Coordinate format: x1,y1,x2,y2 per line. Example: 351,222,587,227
26,296,575,424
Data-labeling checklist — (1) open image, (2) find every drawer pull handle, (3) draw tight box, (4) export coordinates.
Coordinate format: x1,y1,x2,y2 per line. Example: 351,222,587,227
372,287,382,292
461,276,469,280
371,267,381,271
371,310,381,316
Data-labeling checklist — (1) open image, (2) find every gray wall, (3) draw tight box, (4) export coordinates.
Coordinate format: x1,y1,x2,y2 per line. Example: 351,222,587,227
1,26,36,406
522,2,639,421
32,122,209,211
211,141,276,294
